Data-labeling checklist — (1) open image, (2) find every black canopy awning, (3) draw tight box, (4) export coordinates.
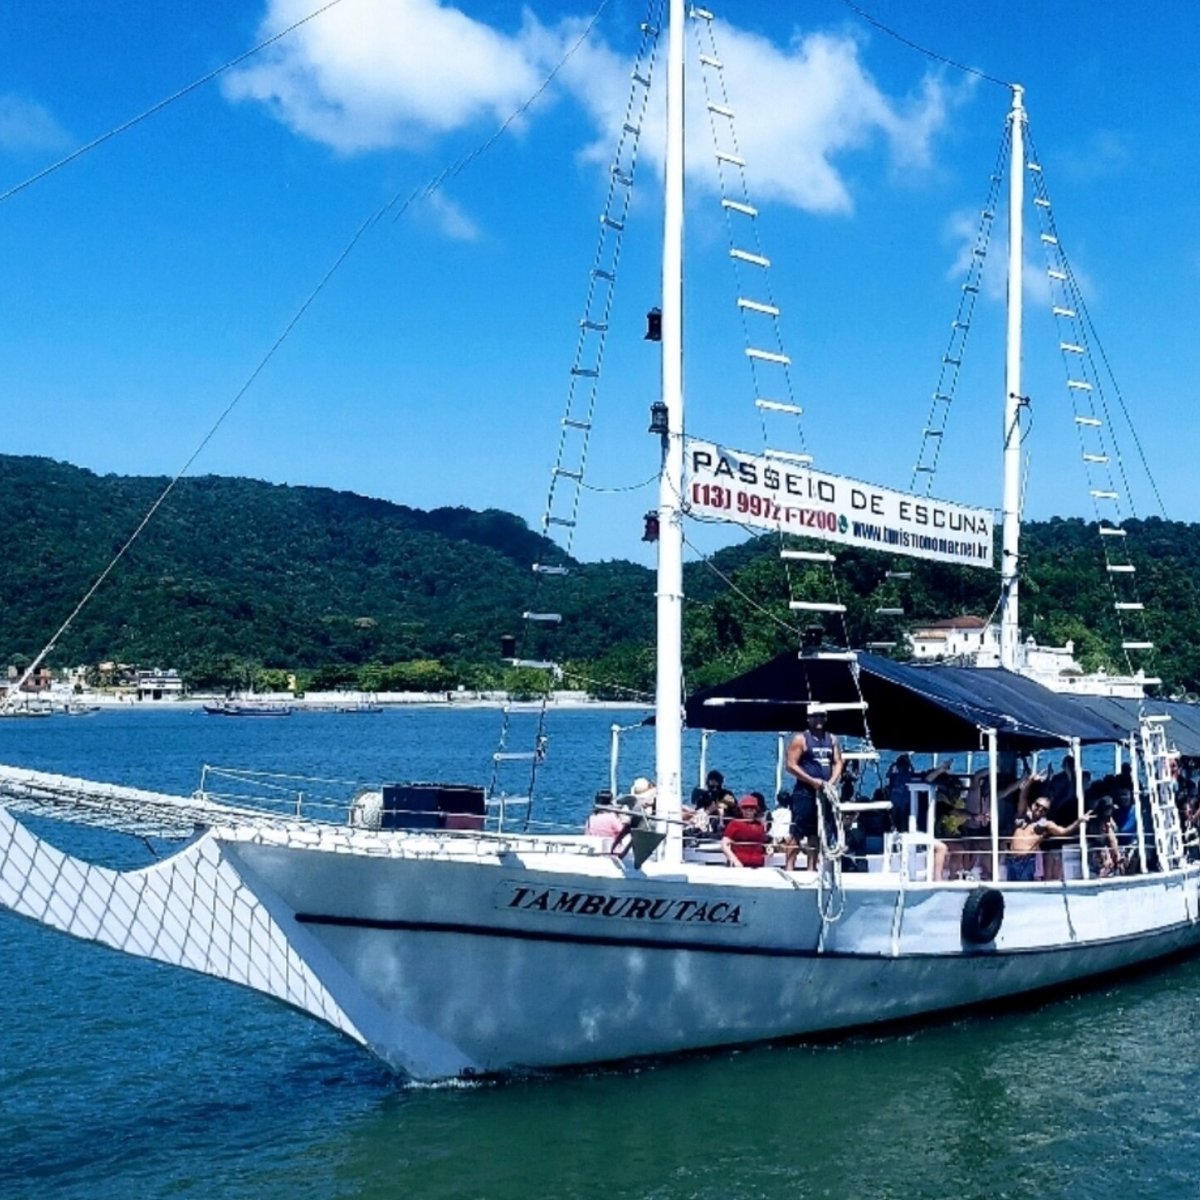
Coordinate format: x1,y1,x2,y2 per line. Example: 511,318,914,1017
1071,695,1200,759
683,652,1132,752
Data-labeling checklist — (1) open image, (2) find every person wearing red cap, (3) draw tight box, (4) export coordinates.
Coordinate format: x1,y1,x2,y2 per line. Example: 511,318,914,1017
721,794,770,868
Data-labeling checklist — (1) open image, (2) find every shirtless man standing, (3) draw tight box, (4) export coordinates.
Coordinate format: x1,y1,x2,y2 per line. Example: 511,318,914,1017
1007,795,1092,881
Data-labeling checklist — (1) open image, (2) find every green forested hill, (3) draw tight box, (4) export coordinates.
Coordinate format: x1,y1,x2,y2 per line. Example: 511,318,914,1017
683,516,1200,694
3,455,1199,695
0,456,653,688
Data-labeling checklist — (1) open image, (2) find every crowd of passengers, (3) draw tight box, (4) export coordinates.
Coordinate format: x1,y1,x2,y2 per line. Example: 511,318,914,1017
584,718,1200,878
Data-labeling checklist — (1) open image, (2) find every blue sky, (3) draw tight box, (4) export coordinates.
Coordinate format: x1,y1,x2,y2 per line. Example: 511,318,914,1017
1,0,1197,566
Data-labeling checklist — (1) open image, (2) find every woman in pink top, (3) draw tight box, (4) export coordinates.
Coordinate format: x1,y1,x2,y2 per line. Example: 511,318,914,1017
584,802,628,842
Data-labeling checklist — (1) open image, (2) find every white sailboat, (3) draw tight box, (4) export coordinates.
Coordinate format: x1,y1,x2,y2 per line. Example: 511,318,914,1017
1,2,1197,1083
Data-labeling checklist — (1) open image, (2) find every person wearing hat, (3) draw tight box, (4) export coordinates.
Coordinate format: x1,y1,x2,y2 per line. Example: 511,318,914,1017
629,777,657,819
721,794,770,868
595,778,656,858
784,703,842,870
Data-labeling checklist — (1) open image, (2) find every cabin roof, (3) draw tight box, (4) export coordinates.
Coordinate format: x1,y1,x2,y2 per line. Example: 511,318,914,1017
680,652,1132,751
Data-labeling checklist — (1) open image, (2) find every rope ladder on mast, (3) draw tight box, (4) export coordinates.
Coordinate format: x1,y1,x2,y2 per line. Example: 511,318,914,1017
1023,124,1184,867
693,6,884,918
489,5,665,824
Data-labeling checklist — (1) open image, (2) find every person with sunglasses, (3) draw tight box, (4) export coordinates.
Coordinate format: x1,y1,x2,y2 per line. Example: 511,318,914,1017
1007,795,1093,881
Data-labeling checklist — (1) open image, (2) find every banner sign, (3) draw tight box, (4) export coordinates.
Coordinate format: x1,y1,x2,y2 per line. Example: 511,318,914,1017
685,439,994,568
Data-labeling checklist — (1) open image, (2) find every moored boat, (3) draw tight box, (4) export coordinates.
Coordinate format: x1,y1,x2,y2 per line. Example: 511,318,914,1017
0,697,54,719
203,698,294,717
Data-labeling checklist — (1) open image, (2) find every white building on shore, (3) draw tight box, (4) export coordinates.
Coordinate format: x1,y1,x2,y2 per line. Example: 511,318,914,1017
136,669,184,701
905,617,1154,698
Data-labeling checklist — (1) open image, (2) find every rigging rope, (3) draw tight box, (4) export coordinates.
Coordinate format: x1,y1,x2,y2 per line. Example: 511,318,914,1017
681,531,802,640
559,666,653,704
389,1,614,228
1076,307,1169,520
580,471,659,494
490,0,656,814
1022,124,1161,690
0,0,350,207
1022,134,1167,521
910,121,1009,495
2,0,613,709
831,0,1012,89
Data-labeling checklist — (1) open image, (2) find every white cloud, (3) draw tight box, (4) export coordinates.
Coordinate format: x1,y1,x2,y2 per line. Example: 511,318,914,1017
0,94,70,153
227,3,957,214
944,207,1093,308
224,0,548,152
419,190,481,241
675,26,957,213
945,207,1002,296
1057,129,1130,183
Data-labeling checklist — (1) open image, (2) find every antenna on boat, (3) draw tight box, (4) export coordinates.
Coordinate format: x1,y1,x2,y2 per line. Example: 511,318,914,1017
999,83,1026,672
654,0,686,864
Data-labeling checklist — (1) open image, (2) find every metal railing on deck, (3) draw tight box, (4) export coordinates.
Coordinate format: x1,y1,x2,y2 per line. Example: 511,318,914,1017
199,765,362,824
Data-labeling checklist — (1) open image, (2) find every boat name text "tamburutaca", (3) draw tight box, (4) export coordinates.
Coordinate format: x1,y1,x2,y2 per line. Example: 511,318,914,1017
504,886,744,925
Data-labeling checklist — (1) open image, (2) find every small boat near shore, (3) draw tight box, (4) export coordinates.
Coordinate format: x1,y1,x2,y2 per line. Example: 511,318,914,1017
0,702,53,720
202,699,293,718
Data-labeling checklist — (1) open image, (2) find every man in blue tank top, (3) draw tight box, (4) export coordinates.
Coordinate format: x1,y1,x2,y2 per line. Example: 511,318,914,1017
784,703,843,870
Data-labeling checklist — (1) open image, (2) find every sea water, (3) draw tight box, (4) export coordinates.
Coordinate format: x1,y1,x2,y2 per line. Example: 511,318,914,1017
1,707,1197,1199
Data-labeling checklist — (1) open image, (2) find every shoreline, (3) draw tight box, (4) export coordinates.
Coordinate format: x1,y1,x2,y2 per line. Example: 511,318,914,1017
43,693,649,713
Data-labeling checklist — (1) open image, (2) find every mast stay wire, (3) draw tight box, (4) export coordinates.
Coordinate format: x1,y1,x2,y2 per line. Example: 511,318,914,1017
1,1,613,707
1074,301,1168,520
682,529,803,640
830,0,1011,90
581,472,659,494
0,0,350,207
831,9,1164,514
1022,130,1168,522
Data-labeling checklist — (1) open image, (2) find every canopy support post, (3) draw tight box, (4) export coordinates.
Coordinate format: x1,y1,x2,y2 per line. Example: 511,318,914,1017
1072,736,1088,880
609,723,621,797
986,728,1000,882
1130,734,1148,875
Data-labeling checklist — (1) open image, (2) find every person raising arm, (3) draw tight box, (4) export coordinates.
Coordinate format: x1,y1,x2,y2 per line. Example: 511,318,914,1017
1007,796,1093,882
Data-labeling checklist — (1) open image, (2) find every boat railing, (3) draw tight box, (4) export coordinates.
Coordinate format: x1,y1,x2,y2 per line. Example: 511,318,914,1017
198,765,547,837
486,794,533,833
198,764,363,824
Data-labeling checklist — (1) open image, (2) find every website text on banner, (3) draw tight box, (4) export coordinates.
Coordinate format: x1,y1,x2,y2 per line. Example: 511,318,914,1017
686,440,994,568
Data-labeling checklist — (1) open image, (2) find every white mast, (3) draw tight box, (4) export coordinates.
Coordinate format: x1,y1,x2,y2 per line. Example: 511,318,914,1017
655,0,685,862
1000,84,1026,672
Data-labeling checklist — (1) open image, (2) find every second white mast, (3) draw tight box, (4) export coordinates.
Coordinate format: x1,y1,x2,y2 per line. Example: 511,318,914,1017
1000,84,1026,672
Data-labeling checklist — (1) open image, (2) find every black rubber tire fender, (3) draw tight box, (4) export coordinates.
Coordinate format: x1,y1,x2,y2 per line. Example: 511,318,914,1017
960,886,1005,945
